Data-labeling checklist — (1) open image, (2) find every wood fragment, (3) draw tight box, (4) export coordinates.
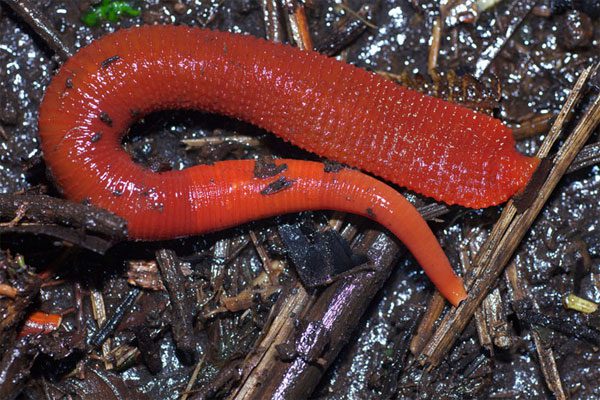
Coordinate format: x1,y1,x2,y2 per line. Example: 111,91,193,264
230,281,315,399
0,283,17,299
89,287,142,349
315,5,373,56
459,240,493,353
505,263,568,400
1,0,73,60
261,0,284,43
0,194,127,253
127,260,166,291
181,136,261,149
230,230,400,399
417,63,600,368
286,1,313,50
510,113,556,140
220,271,280,313
428,17,442,77
568,142,600,173
409,292,446,356
473,0,538,78
249,231,284,284
0,225,116,254
531,330,568,400
181,353,206,400
483,288,512,349
90,289,113,370
0,269,40,357
156,249,197,364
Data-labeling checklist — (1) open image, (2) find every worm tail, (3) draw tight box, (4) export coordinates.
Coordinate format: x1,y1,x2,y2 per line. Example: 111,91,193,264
140,159,466,306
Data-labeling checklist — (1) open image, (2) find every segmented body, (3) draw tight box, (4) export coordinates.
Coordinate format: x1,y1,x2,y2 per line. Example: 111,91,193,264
38,25,537,305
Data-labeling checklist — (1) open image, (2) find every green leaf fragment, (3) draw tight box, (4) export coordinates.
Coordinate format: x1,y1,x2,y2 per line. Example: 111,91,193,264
82,0,141,27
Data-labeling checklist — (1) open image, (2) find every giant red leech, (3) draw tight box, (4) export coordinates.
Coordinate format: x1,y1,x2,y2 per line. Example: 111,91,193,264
38,26,538,306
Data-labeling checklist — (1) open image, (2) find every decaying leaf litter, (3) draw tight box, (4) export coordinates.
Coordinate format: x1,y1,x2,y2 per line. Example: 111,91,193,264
0,0,599,398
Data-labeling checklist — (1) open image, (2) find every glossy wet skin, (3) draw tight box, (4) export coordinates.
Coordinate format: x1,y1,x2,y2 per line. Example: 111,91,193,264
37,25,536,305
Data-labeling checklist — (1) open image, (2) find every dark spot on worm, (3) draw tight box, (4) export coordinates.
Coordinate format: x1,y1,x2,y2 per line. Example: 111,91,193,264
324,161,344,173
254,157,288,179
65,77,73,89
261,176,295,195
513,157,553,213
366,208,376,219
130,109,140,118
101,55,120,69
90,132,102,143
113,188,123,196
99,112,113,126
223,43,227,54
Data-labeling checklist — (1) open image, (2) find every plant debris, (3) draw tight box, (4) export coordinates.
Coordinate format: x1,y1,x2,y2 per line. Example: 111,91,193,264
1,0,600,399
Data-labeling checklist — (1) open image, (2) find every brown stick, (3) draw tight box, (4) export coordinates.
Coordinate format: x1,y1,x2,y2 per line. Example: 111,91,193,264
229,230,400,399
286,1,313,50
0,194,127,239
1,0,73,60
417,63,600,368
505,263,568,399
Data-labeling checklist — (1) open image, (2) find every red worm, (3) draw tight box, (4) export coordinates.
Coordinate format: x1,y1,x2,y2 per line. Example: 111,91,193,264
39,26,533,305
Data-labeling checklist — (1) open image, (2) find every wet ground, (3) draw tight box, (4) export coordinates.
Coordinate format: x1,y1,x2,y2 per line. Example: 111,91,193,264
0,0,599,399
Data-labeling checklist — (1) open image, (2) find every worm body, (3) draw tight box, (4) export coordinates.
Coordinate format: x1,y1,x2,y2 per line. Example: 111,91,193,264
39,26,536,305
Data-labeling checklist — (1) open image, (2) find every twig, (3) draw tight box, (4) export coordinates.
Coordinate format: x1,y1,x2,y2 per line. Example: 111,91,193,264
511,113,556,140
249,231,283,284
531,330,568,400
0,194,127,239
89,289,113,369
409,292,446,356
466,229,513,351
505,262,568,400
417,63,600,368
428,17,442,77
230,230,400,399
261,0,284,43
0,283,17,299
315,5,373,56
568,142,600,173
0,225,117,254
230,281,315,399
417,202,450,221
89,287,142,348
285,1,313,50
335,2,377,29
459,238,493,353
474,0,538,78
156,249,197,364
181,353,207,400
181,136,261,149
1,0,73,60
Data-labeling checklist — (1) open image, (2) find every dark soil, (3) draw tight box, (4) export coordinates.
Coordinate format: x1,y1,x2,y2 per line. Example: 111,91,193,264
0,0,599,399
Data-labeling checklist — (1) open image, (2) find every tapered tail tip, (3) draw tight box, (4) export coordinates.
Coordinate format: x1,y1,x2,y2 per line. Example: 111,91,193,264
446,281,468,307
